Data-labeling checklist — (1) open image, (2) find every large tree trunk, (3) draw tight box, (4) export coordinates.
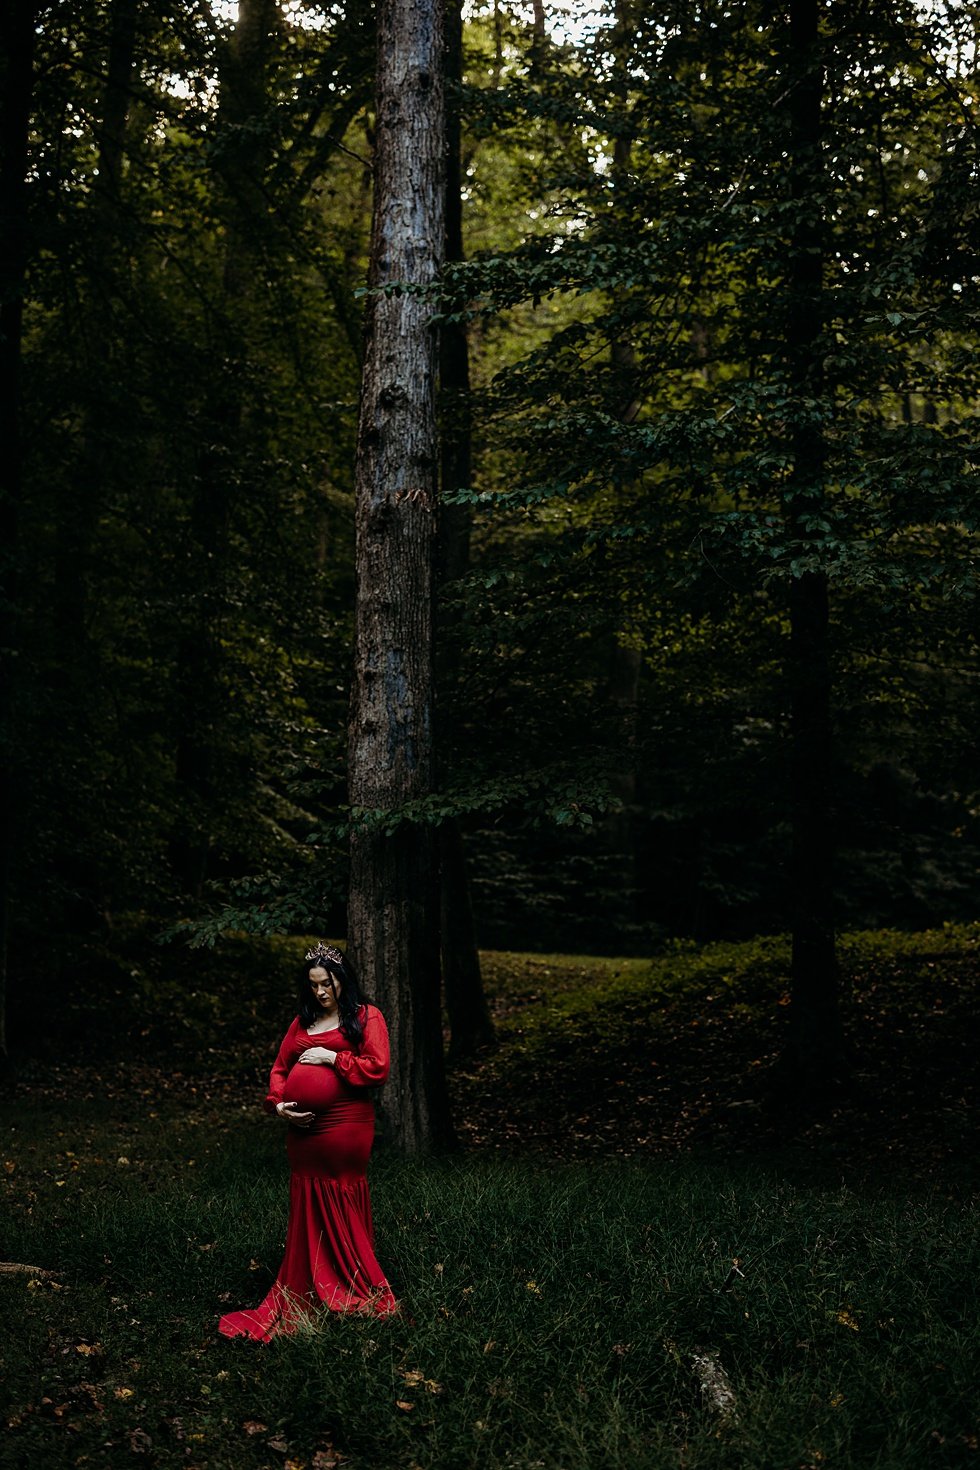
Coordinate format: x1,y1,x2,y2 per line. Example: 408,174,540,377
347,0,454,1152
782,0,845,1091
0,0,37,1063
438,0,495,1060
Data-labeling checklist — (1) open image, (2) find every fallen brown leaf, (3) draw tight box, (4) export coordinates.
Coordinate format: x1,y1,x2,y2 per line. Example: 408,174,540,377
311,1449,344,1470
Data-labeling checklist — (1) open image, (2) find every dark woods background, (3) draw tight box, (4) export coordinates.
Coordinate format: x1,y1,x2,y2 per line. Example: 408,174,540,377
1,0,977,1037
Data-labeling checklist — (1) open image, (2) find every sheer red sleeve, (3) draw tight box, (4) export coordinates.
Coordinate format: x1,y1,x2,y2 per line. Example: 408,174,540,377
263,1019,301,1113
333,1006,390,1087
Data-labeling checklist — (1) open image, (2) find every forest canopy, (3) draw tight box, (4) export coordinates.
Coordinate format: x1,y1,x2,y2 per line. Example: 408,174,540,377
1,0,977,1019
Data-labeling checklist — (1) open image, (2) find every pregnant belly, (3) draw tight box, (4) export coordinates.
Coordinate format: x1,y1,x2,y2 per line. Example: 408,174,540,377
283,1061,352,1113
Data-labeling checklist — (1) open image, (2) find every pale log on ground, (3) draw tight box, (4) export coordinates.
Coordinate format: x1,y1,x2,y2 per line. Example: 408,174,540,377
691,1348,738,1421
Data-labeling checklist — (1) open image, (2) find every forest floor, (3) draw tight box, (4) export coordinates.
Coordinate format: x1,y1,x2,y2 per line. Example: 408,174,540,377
454,925,980,1178
1,924,978,1469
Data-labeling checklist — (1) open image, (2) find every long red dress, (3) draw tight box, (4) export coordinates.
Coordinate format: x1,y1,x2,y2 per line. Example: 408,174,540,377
218,1003,397,1340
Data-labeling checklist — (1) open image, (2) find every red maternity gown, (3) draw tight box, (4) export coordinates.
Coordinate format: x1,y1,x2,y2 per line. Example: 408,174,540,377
218,1003,397,1340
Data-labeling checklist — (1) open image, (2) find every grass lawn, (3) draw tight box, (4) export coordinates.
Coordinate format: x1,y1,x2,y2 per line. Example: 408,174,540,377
1,926,978,1469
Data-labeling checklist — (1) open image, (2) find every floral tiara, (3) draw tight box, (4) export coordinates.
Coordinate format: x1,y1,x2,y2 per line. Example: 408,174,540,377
305,940,344,966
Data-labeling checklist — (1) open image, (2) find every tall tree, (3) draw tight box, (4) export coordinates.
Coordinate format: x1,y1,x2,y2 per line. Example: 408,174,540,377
601,0,643,931
169,0,281,897
782,0,844,1088
348,0,454,1151
50,0,140,846
0,0,37,1061
438,0,495,1059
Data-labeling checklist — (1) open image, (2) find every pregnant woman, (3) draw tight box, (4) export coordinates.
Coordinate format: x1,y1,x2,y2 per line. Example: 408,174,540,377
219,942,397,1340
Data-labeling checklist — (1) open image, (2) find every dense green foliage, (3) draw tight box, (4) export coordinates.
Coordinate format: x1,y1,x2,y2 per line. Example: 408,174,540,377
4,0,979,998
10,0,373,967
442,0,980,949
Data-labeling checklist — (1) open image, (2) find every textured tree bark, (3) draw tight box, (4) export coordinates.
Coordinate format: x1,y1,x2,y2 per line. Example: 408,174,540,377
0,0,37,1063
348,0,454,1151
782,0,845,1091
438,0,495,1060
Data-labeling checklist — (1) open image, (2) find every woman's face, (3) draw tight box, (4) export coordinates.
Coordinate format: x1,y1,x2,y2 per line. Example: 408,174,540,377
308,966,340,1011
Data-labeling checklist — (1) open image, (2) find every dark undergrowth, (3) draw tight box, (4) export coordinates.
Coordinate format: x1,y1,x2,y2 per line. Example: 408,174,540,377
452,925,980,1173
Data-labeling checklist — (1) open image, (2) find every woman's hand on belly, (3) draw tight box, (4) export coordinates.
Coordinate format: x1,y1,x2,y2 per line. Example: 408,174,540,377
298,1047,338,1065
276,1101,315,1127
284,1058,350,1111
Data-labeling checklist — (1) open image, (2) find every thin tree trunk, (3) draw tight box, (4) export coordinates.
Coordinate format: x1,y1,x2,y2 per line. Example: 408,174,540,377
529,0,546,73
440,824,493,1057
439,0,495,1059
602,0,643,926
0,0,37,1063
348,0,454,1152
97,0,140,201
491,0,503,89
53,0,140,662
169,0,279,895
782,0,844,1089
217,0,280,298
43,0,142,937
604,632,642,911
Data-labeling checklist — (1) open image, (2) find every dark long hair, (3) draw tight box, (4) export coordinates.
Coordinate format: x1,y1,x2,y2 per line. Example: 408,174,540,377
296,950,367,1049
